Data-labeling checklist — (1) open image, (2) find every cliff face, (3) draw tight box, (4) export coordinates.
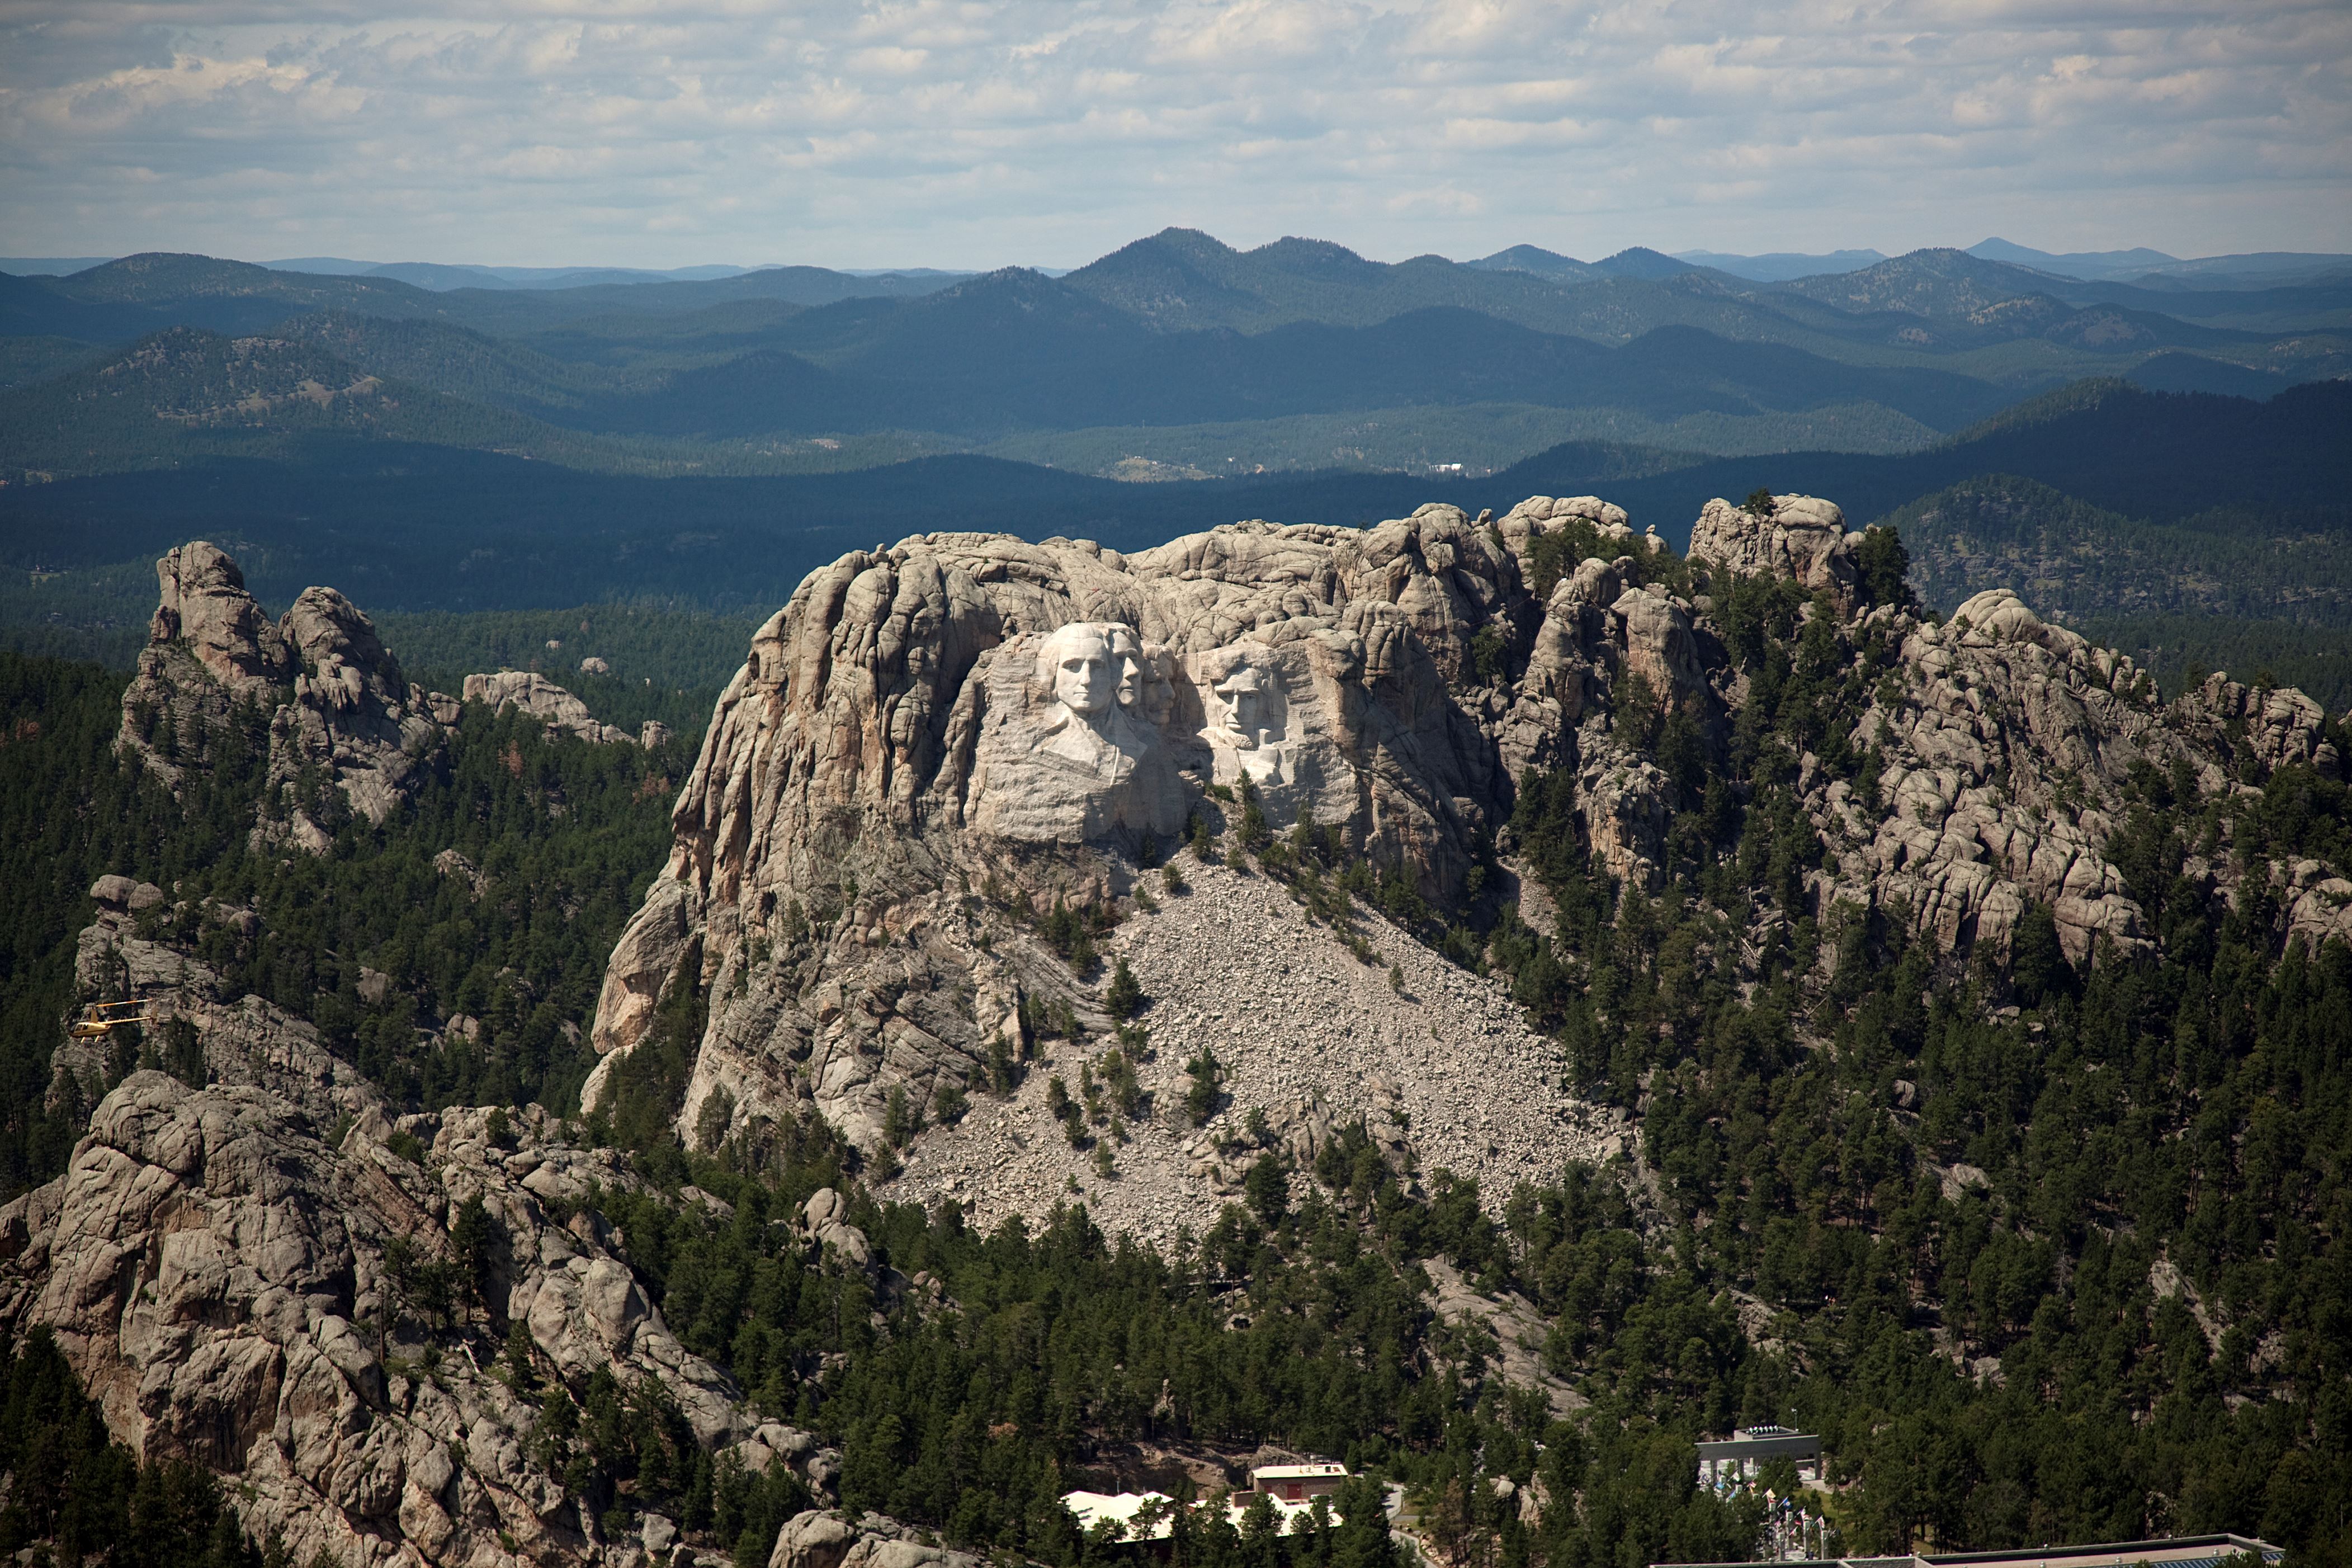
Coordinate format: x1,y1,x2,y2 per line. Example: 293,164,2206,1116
592,491,2349,1179
587,505,1589,1147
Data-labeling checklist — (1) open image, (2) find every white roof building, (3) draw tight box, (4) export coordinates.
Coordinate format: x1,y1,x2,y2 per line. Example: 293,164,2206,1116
1064,1465,1352,1543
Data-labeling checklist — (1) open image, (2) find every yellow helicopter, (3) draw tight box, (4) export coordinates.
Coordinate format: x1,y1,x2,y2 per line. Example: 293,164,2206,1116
68,999,155,1040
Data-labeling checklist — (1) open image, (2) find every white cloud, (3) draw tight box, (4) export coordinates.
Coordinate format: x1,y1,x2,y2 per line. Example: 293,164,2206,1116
0,0,2345,267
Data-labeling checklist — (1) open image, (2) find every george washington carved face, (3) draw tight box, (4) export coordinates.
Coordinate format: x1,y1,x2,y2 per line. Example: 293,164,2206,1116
1039,623,1117,719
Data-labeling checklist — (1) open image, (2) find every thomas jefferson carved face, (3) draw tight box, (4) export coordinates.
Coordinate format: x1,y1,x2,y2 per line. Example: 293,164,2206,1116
1041,624,1116,718
1108,626,1146,709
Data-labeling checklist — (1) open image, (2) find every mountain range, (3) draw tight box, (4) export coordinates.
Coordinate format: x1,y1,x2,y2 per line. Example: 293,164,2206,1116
3,233,2345,470
2,228,2346,705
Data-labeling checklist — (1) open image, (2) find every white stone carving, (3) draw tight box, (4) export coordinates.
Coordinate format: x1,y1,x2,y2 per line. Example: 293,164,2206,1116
1199,641,1298,791
967,621,1190,844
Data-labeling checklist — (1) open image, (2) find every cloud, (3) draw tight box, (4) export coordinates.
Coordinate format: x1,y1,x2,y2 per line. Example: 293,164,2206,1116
0,0,2345,266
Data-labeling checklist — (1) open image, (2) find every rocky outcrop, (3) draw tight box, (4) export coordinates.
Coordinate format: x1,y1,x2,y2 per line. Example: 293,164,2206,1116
767,1511,983,1568
2282,859,2352,955
1688,493,1858,605
270,587,443,835
56,876,386,1129
2171,669,2341,781
0,1073,758,1568
119,542,444,848
117,542,658,852
589,489,2351,1189
1819,587,2165,962
121,544,292,787
464,672,636,747
1713,558,2344,971
149,542,291,693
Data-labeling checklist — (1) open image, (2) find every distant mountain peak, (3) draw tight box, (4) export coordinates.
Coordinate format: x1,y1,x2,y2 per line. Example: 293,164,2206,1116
1466,245,1598,281
1249,235,1382,279
1968,237,2185,280
1595,247,1694,280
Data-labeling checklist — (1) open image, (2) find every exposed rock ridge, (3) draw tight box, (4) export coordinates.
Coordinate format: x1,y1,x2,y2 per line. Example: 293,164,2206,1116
589,490,2352,1210
1680,512,2345,967
0,1073,773,1568
119,543,642,853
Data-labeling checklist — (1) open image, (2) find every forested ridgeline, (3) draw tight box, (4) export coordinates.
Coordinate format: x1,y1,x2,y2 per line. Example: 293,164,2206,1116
1479,566,2352,1564
0,649,697,1193
1883,474,2352,711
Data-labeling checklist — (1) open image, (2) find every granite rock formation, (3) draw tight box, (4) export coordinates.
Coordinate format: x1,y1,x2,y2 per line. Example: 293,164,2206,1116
121,543,292,791
51,875,385,1130
1688,493,1859,605
0,1070,806,1568
117,544,649,853
120,542,438,849
464,671,637,747
588,490,2349,1196
272,587,442,836
586,511,1562,1153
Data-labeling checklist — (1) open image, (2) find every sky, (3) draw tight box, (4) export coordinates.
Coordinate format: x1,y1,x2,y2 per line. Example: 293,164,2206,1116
4,0,2349,272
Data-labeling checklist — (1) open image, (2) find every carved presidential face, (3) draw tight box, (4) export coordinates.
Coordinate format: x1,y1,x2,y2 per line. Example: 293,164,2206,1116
1107,626,1146,710
1213,664,1277,749
1043,624,1117,717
